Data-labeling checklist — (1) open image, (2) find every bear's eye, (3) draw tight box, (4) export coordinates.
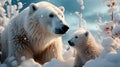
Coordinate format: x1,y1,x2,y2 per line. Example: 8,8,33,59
49,13,54,18
61,15,63,18
75,36,78,39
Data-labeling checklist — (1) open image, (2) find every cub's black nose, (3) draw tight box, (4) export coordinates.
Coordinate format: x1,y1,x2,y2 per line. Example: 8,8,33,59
85,31,89,37
68,40,75,46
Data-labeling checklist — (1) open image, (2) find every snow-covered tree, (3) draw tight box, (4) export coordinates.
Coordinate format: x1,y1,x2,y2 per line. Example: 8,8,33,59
84,0,120,67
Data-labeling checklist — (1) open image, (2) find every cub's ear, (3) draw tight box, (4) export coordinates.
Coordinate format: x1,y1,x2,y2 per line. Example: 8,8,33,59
29,3,38,15
59,6,65,12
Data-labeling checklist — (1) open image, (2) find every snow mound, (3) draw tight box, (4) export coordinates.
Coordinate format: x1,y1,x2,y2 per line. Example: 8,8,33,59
112,25,120,37
84,51,120,67
98,21,115,36
108,6,119,14
99,21,115,32
42,46,75,67
84,37,120,67
0,64,7,67
19,58,42,67
102,37,120,51
18,2,23,9
84,58,118,67
100,37,120,58
43,58,74,67
113,13,120,24
106,52,120,63
24,46,74,67
0,45,75,67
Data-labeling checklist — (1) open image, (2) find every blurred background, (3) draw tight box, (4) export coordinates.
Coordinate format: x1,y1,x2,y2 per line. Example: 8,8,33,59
7,0,111,45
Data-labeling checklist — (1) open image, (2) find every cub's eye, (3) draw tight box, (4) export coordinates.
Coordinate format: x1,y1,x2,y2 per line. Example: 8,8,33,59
49,13,54,18
75,36,78,39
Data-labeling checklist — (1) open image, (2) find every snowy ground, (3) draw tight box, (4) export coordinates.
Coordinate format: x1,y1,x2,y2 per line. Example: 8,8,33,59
0,45,75,67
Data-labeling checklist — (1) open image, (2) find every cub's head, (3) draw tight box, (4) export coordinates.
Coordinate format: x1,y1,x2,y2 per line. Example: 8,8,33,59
25,1,69,37
68,29,92,49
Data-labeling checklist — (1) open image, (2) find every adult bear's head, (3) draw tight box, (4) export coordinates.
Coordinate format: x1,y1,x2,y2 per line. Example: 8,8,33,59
24,1,69,37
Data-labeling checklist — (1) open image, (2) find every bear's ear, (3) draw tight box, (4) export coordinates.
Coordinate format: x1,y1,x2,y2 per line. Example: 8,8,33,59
29,3,38,15
59,6,65,12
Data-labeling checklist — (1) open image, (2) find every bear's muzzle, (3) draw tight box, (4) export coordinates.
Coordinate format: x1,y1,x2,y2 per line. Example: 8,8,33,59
55,25,69,34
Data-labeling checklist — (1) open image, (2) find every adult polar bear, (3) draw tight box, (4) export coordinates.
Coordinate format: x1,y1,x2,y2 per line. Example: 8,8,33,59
1,1,69,65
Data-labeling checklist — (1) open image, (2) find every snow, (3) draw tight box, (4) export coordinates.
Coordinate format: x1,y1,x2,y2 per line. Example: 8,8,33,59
100,37,119,58
84,50,120,67
63,45,74,59
112,25,120,37
84,58,117,67
7,5,19,18
81,5,85,10
113,13,120,24
18,2,23,9
84,37,120,67
108,1,119,12
43,58,74,67
106,52,120,63
108,6,119,14
7,0,12,4
42,46,75,67
0,0,9,34
77,0,85,10
0,64,7,67
98,21,115,36
84,14,120,67
0,56,42,67
75,12,87,29
0,45,75,67
19,58,42,67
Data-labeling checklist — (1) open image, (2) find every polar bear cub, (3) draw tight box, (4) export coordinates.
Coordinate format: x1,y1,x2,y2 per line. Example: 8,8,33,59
68,29,102,67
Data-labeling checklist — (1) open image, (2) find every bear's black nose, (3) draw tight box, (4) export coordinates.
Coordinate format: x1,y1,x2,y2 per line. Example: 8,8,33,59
68,40,75,46
61,25,69,33
55,25,69,34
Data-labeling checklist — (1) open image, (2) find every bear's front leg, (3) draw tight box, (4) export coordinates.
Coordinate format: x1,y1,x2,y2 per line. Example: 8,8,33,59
74,55,84,67
33,38,64,64
33,43,61,64
7,33,33,66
